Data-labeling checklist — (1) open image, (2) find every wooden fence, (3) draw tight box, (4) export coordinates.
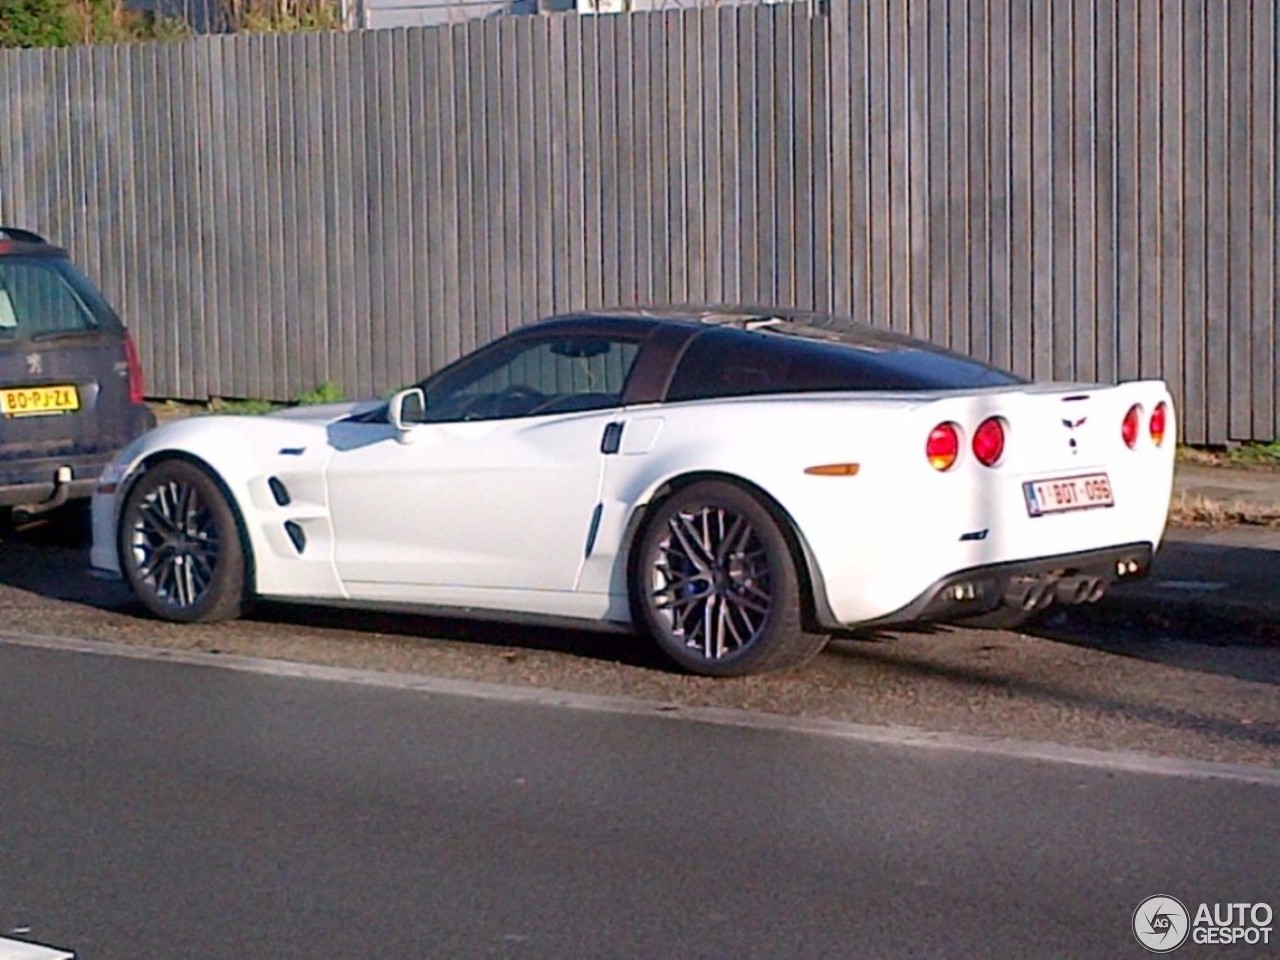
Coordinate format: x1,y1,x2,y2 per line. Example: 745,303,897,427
0,1,1275,444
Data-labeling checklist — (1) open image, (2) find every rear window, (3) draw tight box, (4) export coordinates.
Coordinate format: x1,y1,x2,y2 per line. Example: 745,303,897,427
666,326,1023,402
0,257,115,340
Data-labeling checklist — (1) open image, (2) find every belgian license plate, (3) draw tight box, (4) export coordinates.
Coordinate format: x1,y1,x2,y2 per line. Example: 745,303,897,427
0,384,80,416
1024,473,1114,517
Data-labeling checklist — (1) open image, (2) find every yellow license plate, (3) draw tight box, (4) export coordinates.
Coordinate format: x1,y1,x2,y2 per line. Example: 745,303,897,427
0,384,80,416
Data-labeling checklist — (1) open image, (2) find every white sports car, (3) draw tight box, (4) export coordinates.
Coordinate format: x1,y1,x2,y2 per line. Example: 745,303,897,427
91,309,1176,676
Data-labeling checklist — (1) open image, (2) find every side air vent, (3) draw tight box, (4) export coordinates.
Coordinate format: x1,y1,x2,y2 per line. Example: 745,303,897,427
284,521,306,554
268,477,291,506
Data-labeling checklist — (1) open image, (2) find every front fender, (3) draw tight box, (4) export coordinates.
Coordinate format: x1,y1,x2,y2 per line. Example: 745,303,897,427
91,417,344,599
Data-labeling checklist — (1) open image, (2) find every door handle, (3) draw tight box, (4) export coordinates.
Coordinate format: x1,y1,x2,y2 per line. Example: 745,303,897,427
600,421,624,455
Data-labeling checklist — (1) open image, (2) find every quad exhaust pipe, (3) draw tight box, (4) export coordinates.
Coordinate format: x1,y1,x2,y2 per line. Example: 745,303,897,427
1002,573,1107,612
1053,574,1107,605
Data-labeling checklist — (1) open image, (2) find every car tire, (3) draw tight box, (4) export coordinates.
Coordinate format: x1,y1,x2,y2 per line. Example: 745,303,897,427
631,480,826,677
118,459,247,623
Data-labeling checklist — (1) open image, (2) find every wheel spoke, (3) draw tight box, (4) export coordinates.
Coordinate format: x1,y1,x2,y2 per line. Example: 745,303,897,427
715,514,750,565
728,588,771,618
140,497,178,538
669,511,715,571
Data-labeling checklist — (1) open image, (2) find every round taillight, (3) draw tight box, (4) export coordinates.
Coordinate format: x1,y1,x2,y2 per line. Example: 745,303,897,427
926,422,961,471
1149,402,1168,446
1122,404,1142,449
972,417,1006,467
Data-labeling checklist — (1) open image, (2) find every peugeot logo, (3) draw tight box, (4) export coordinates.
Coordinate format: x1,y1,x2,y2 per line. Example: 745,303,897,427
26,352,42,375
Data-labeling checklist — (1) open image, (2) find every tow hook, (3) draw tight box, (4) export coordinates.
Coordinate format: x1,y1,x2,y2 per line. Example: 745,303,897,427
12,465,73,523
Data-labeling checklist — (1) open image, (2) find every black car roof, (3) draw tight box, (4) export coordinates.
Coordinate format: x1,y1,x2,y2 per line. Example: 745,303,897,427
529,306,1024,396
538,306,945,352
0,227,66,258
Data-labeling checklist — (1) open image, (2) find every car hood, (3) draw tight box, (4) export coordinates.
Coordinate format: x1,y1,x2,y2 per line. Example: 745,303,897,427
265,399,384,423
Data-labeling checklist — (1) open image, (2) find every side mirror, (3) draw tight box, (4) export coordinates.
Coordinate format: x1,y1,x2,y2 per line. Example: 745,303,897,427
388,387,426,443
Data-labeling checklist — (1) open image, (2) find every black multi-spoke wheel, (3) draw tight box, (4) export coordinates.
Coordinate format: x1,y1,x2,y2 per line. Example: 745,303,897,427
118,460,247,623
632,481,825,677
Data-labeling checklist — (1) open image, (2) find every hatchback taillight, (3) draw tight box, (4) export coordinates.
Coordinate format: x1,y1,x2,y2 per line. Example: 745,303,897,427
1122,404,1141,449
972,417,1006,467
1149,402,1168,446
927,422,961,471
124,332,145,405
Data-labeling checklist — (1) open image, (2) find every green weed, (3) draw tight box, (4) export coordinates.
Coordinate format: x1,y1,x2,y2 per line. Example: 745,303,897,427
294,381,345,406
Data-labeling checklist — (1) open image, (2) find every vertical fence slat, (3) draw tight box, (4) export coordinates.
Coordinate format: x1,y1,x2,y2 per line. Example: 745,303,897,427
616,16,639,306
1071,0,1096,384
1227,0,1252,439
1159,0,1185,432
966,0,990,359
263,37,288,398
943,0,968,350
530,18,555,320
1181,0,1209,445
755,9,778,306
1093,0,1117,387
1204,0,1230,444
580,16,604,309
1049,1,1074,381
887,0,910,336
987,0,1012,371
1008,0,1033,377
866,0,891,329
1250,0,1276,439
645,15,670,307
401,27,429,380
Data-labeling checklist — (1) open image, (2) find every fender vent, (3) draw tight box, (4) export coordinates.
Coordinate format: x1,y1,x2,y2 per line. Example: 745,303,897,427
268,477,291,506
284,521,306,554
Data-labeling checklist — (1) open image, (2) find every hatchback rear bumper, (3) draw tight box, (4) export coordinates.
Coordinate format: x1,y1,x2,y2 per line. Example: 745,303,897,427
0,457,111,510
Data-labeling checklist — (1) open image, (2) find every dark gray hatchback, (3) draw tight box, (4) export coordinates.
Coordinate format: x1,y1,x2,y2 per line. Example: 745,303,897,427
0,228,154,520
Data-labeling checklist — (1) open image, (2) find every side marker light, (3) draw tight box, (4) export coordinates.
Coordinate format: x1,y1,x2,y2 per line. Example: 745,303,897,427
804,463,861,477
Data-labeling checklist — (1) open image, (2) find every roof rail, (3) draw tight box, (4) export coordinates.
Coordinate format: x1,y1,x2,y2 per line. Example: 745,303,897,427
0,227,48,244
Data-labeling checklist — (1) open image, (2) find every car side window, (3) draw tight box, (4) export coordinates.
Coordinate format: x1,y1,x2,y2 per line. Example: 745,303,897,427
0,259,101,338
422,335,642,423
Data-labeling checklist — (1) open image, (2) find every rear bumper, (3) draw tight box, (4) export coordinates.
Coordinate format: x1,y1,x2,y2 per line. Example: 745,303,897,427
0,458,110,509
835,542,1155,629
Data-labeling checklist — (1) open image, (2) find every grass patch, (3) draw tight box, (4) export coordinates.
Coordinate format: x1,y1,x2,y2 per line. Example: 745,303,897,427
152,382,350,420
1224,439,1280,468
294,381,345,406
206,396,281,416
1178,442,1280,469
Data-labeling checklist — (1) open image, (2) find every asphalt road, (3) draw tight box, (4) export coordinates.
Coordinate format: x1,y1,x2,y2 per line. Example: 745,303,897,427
1,639,1277,960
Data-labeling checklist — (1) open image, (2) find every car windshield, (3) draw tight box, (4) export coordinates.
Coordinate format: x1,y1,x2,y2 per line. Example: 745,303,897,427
0,257,106,340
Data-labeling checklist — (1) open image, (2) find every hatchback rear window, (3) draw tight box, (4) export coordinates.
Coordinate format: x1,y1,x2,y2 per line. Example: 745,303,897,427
667,325,1023,401
0,257,109,339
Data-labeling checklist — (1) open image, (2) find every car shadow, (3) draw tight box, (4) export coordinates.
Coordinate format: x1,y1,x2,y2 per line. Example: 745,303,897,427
823,627,1280,751
0,510,674,672
248,600,673,671
1030,603,1280,686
